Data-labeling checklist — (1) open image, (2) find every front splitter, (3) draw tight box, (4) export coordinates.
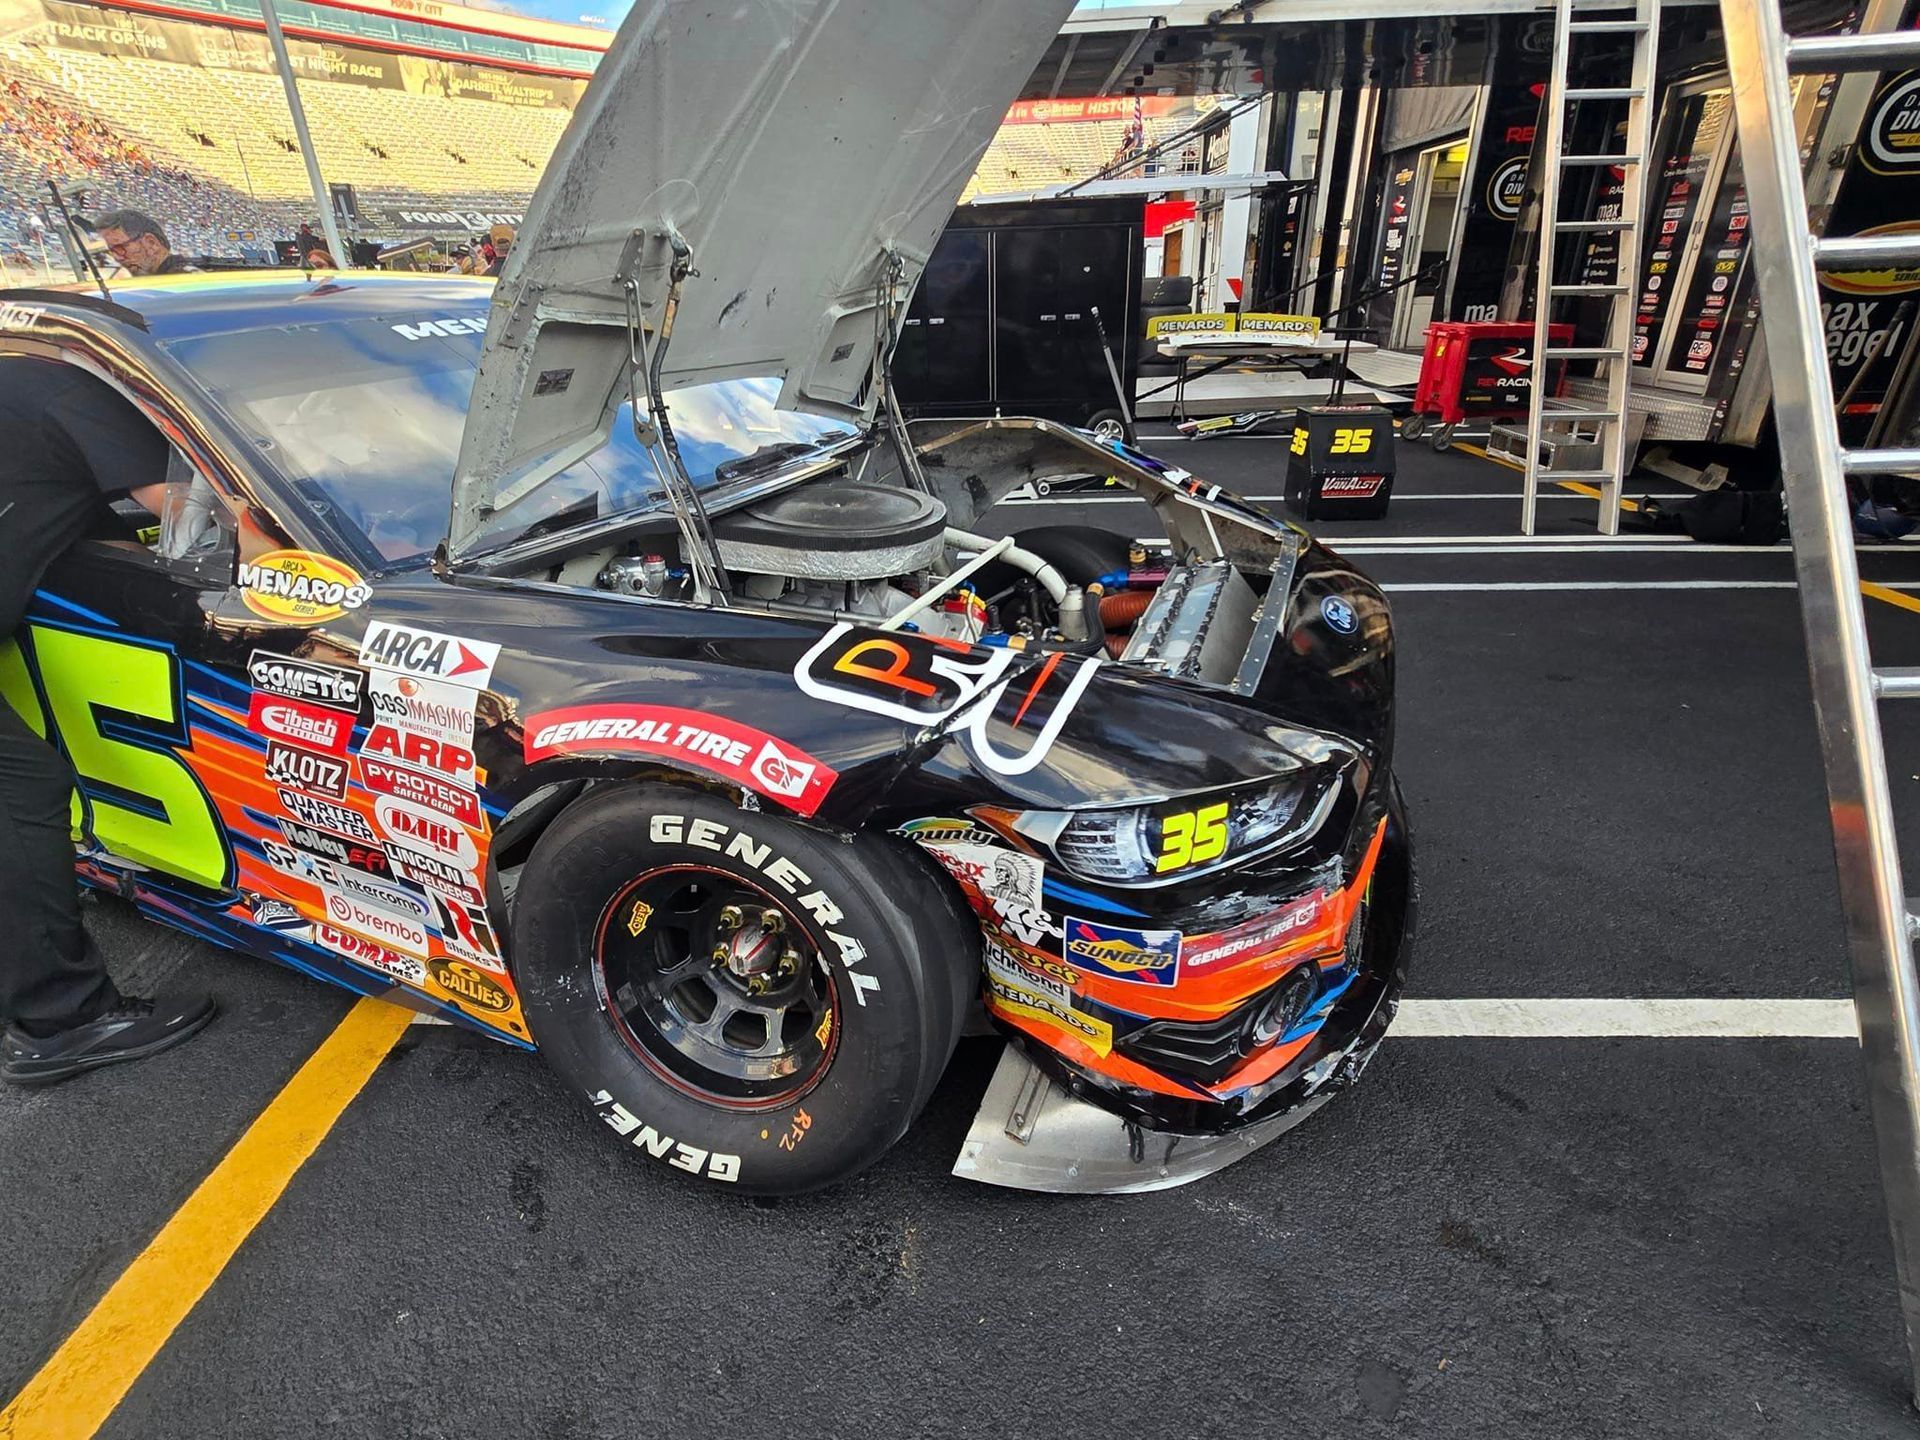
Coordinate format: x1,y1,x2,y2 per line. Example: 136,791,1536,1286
951,1044,1340,1194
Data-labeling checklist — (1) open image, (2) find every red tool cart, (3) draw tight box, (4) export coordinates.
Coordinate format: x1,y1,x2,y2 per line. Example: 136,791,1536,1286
1400,321,1574,452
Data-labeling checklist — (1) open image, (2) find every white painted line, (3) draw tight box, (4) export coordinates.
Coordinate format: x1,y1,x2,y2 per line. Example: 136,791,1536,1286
409,1014,455,1026
1340,541,1782,556
1383,580,1805,592
1393,997,1857,1039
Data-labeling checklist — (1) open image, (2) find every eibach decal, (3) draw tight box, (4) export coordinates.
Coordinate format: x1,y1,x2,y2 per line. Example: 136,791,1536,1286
247,693,353,757
524,705,837,817
236,551,371,624
793,624,1100,776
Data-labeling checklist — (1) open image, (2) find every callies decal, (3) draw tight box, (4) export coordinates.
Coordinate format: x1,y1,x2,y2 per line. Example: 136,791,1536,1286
525,706,837,817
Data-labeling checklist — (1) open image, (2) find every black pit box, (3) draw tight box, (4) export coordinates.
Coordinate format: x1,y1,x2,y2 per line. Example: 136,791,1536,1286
1283,404,1397,520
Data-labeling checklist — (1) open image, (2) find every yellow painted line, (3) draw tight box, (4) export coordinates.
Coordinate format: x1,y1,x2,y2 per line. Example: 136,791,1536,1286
0,997,413,1440
1863,581,1920,616
1454,443,1641,512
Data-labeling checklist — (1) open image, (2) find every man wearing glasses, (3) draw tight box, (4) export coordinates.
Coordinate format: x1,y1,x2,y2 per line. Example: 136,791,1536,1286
94,209,194,277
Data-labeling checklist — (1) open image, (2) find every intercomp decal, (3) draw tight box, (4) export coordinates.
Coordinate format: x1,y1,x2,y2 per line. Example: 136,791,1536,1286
524,705,837,817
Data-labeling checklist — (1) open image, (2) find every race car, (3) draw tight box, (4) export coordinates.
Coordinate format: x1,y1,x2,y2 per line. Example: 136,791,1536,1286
0,0,1412,1194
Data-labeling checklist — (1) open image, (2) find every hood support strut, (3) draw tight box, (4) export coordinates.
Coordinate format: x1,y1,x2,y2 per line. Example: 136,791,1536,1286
872,249,931,497
622,227,730,604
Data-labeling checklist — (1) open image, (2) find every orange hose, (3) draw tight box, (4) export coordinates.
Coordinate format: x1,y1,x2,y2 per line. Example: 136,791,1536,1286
1104,633,1129,659
1100,589,1155,627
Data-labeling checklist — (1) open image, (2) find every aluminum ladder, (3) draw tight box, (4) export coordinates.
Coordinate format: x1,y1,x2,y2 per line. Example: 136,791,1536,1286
1519,0,1659,537
1722,0,1920,1401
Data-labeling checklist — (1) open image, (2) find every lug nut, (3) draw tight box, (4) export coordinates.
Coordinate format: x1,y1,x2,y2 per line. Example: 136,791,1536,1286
716,905,744,931
758,909,785,934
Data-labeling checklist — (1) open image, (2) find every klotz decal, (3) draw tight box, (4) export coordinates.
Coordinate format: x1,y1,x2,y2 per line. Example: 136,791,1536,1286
1321,595,1359,634
1064,918,1183,986
237,550,371,624
263,739,349,800
524,706,837,817
247,651,364,711
589,1089,742,1183
359,622,499,689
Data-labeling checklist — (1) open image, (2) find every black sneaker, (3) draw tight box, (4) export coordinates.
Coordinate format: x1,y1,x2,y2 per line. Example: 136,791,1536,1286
1,993,216,1087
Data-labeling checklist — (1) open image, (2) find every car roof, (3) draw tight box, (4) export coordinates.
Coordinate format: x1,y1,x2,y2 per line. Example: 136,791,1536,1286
1,270,492,344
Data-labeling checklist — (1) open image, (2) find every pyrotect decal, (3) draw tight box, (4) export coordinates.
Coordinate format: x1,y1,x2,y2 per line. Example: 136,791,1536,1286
524,706,837,817
279,789,378,843
237,551,371,624
247,651,364,711
1064,918,1183,987
363,724,476,788
367,671,476,749
359,622,499,689
359,757,483,828
264,739,349,800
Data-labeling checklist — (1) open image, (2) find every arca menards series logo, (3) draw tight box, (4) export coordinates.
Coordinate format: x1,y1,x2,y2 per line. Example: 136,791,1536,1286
237,551,370,624
1064,918,1183,986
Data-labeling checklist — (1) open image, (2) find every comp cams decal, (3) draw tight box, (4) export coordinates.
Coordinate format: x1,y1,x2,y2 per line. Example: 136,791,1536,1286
315,923,426,985
794,624,1101,776
359,622,499,688
647,812,880,1004
237,551,371,624
589,1089,742,1183
524,705,837,817
1064,918,1183,986
247,651,364,711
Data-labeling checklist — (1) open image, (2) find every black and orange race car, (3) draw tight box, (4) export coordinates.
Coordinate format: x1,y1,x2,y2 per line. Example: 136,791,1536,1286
0,0,1411,1193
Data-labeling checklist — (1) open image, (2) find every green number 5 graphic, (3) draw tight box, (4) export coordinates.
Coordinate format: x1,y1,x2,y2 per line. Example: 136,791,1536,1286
0,624,232,890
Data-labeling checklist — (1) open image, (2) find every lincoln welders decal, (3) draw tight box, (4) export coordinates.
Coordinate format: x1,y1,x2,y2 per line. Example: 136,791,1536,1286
524,705,837,816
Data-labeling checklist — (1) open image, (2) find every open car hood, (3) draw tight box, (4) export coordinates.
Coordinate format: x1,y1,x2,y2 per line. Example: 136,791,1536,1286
450,0,1076,555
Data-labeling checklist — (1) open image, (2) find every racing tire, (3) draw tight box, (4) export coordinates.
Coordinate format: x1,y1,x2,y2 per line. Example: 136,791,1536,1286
513,784,974,1194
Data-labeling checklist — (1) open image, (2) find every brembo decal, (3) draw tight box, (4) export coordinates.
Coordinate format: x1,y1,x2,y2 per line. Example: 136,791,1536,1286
794,624,1100,775
524,706,837,817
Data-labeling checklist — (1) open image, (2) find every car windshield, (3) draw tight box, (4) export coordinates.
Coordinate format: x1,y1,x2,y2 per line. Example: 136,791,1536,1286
162,311,859,568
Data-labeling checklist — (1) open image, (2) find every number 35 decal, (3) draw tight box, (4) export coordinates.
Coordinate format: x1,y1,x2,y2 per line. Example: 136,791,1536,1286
1156,800,1229,873
0,624,232,890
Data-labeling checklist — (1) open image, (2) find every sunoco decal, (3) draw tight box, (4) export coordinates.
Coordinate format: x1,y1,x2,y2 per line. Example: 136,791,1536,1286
1064,918,1182,986
237,551,370,624
524,705,837,817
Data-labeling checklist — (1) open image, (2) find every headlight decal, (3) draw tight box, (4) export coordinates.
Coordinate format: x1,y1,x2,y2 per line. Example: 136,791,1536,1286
1047,774,1325,886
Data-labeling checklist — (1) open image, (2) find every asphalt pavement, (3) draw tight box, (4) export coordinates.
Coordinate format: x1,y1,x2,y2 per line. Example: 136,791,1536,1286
3,427,1916,1439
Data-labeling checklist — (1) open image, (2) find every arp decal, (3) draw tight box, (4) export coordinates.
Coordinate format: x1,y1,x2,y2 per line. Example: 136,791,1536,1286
524,706,837,818
1182,890,1326,975
279,789,379,843
590,1089,742,1183
321,884,430,958
249,694,353,756
279,820,392,878
315,923,426,986
367,671,476,749
363,724,476,788
236,550,371,624
430,957,514,1013
359,757,483,828
264,739,350,800
374,795,481,866
247,651,364,711
430,892,504,971
795,624,1100,776
1064,918,1182,986
359,622,499,689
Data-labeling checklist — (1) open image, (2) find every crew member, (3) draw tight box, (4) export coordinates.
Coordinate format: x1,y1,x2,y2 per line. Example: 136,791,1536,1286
0,360,216,1085
483,224,514,277
94,209,194,277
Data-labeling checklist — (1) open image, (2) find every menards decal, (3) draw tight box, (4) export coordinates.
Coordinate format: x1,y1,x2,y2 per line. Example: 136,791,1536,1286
237,551,370,624
525,705,836,817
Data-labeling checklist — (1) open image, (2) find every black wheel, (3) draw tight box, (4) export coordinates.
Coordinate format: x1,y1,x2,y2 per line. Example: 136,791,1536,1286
513,784,974,1193
1086,408,1134,445
1429,423,1457,453
1400,414,1427,440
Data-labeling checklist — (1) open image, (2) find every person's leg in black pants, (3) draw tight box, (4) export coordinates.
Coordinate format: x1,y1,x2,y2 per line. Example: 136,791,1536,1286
0,683,118,1034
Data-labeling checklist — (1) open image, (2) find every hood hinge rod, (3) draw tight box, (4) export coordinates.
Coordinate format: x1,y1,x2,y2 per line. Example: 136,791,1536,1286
622,227,729,604
872,249,932,497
